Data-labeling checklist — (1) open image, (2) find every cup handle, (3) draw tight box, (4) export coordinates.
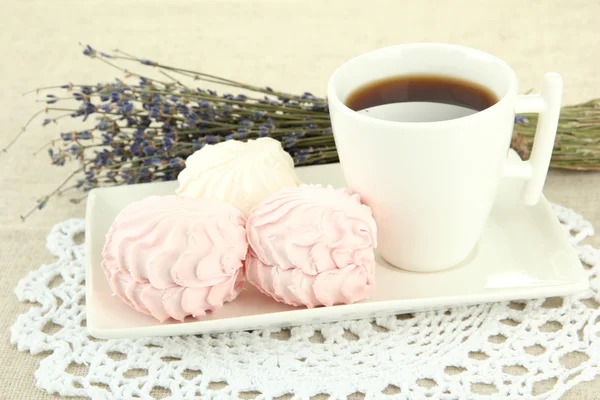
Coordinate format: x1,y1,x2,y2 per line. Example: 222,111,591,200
503,72,563,206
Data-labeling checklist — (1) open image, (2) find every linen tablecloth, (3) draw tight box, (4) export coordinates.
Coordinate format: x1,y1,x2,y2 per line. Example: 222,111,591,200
2,1,600,398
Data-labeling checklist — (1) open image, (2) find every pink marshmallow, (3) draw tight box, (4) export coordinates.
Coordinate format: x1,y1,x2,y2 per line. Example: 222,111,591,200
246,184,377,308
101,195,248,322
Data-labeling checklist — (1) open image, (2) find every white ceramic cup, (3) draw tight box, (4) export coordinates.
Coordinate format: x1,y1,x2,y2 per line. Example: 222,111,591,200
327,43,562,272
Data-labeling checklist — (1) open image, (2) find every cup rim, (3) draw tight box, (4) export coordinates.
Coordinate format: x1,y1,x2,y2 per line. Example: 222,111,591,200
327,43,518,128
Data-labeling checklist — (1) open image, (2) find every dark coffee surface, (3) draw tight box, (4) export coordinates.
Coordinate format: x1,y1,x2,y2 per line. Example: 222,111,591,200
345,74,498,114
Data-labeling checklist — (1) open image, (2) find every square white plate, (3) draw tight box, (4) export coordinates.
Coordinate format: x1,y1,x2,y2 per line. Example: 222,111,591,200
86,151,588,339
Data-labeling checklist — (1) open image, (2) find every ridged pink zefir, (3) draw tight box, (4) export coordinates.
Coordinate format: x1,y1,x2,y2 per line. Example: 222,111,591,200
101,195,248,322
246,184,377,308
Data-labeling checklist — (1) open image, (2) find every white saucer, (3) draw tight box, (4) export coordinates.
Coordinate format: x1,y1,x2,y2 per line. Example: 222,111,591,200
86,151,588,339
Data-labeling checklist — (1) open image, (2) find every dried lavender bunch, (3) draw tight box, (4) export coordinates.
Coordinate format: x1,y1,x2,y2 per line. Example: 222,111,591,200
8,45,337,219
5,45,600,220
512,100,600,170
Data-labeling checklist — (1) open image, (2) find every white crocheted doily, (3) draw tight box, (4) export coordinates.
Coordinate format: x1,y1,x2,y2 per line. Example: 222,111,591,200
10,205,600,400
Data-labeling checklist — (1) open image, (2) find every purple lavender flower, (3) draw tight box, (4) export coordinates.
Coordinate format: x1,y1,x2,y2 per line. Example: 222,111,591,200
85,169,95,182
130,141,143,157
205,135,218,144
77,130,92,140
93,150,110,167
120,101,134,115
83,102,96,114
42,119,51,126
139,116,151,128
110,91,121,103
185,112,198,126
101,133,112,145
292,130,306,138
82,103,96,121
60,132,73,141
83,45,95,57
139,168,152,182
163,124,174,134
95,120,109,131
283,134,296,148
134,129,145,140
313,104,328,112
121,170,134,184
163,136,175,152
221,104,232,116
142,141,156,156
149,106,160,119
258,126,269,137
100,103,113,113
192,140,203,150
37,199,47,210
143,157,162,166
176,104,190,116
69,143,82,156
237,128,248,139
50,151,66,166
168,157,184,168
294,150,307,163
515,115,528,124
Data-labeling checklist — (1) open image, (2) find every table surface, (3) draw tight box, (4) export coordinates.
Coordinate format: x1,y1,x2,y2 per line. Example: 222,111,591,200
2,0,599,399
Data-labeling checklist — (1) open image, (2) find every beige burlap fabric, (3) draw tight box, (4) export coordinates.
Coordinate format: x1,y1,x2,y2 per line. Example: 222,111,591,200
1,0,600,398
